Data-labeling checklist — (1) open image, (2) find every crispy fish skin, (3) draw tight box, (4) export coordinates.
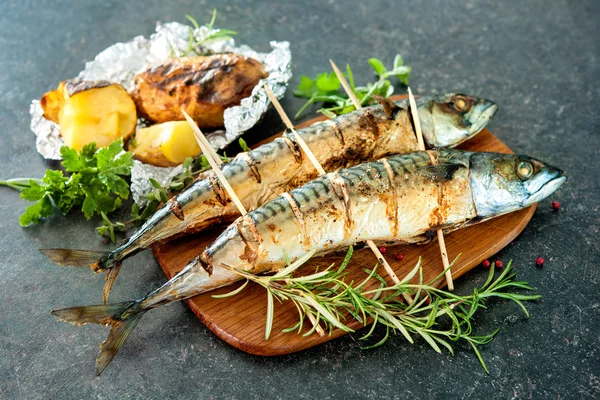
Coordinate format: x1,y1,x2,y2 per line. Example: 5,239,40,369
41,94,497,298
129,149,566,303
51,149,565,375
111,96,494,259
131,54,268,127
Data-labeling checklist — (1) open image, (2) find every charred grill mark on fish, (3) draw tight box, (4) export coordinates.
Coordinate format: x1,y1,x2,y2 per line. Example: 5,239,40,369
209,175,229,207
43,95,499,298
238,152,262,183
282,135,303,164
51,150,565,374
282,193,308,246
168,199,185,221
380,158,399,236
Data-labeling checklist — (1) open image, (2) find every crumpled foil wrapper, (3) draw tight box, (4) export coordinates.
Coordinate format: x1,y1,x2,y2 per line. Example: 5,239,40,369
130,161,186,206
29,21,292,205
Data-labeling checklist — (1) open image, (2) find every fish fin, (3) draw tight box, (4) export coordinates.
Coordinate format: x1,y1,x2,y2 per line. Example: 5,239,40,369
419,163,463,183
39,249,108,267
51,301,145,376
96,313,143,376
373,94,400,119
103,262,123,304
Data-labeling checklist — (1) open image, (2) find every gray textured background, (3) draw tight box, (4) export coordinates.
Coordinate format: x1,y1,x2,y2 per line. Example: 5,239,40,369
1,0,599,398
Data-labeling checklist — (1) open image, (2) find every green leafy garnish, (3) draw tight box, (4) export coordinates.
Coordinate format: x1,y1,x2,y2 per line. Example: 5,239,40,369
4,136,244,242
182,9,237,57
219,249,540,373
238,137,251,152
97,140,240,242
293,55,412,119
15,140,133,226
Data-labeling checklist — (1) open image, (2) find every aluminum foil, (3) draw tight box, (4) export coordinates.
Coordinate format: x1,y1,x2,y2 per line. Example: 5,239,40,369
29,21,292,204
130,161,186,206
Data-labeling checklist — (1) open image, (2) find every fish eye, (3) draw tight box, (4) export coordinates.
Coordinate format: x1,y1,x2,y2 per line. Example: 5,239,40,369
516,161,534,180
452,96,471,112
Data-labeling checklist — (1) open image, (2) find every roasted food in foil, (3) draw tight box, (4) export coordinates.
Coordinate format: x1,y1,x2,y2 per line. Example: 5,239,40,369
29,21,291,204
131,54,269,128
40,79,137,150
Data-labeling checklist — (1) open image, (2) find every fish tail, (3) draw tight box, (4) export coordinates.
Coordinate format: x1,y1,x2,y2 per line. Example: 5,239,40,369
39,248,115,271
51,300,146,376
103,262,123,304
39,248,124,302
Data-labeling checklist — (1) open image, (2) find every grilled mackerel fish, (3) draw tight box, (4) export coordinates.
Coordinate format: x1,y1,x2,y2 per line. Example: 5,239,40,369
41,94,497,299
51,149,565,375
131,54,268,127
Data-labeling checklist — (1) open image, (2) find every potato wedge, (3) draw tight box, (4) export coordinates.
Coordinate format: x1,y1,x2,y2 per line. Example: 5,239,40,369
131,54,268,128
128,121,201,167
40,80,137,150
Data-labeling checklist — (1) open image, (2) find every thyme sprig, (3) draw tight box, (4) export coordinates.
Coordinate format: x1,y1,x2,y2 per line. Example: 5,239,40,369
217,247,540,373
182,10,237,57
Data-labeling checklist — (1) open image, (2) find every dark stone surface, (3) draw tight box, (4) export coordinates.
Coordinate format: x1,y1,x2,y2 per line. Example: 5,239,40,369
0,0,598,398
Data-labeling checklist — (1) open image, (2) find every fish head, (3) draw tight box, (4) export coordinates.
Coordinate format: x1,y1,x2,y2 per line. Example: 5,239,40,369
418,94,498,148
469,152,566,218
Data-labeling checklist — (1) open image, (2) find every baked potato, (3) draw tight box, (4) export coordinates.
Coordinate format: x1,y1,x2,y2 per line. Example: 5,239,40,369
130,54,268,128
128,121,201,167
41,80,137,150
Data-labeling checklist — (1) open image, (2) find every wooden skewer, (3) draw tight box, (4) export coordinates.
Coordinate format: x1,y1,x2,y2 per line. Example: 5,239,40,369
407,88,454,291
329,60,362,110
264,86,326,176
182,113,223,166
328,61,413,305
265,82,411,305
182,108,325,337
182,110,247,215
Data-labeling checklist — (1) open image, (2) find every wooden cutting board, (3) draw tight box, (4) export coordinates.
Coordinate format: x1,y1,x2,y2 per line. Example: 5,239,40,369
153,95,536,356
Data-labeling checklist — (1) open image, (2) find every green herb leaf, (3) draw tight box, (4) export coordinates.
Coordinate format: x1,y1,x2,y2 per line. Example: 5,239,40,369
368,58,386,77
293,54,411,118
393,54,404,69
316,72,341,93
19,197,53,226
218,250,539,374
182,9,237,57
16,139,134,226
294,76,317,98
238,137,251,152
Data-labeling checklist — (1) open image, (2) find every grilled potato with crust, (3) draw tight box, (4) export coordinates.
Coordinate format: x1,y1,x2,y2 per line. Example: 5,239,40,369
40,80,137,150
131,54,268,128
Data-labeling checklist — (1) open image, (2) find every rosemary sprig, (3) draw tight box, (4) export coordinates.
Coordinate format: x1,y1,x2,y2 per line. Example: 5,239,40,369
217,247,540,373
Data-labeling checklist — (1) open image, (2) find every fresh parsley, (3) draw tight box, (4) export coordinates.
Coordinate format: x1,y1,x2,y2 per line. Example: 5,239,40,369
293,54,411,119
13,140,134,226
3,137,248,242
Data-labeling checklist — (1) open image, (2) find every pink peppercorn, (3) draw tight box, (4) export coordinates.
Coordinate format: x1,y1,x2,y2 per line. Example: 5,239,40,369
395,253,405,261
379,246,387,254
482,259,491,268
495,260,504,268
552,201,560,211
536,257,545,268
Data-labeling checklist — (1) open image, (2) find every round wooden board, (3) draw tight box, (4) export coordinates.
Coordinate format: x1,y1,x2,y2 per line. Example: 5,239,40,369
153,95,537,356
